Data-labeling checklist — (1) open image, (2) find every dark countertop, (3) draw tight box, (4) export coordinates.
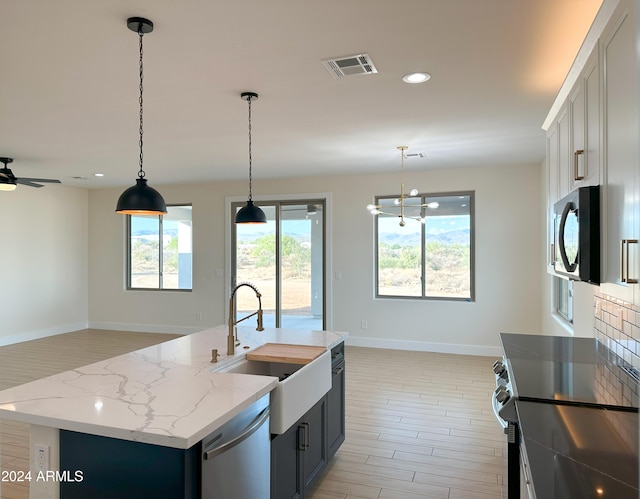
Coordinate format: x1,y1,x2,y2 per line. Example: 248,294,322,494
499,333,639,498
500,333,623,364
517,401,638,498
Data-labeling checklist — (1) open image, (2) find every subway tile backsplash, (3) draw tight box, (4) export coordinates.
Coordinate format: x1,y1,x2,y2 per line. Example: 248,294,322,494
594,291,640,369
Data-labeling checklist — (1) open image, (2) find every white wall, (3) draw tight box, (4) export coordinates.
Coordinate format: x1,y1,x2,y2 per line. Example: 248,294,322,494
0,185,88,345
88,162,542,356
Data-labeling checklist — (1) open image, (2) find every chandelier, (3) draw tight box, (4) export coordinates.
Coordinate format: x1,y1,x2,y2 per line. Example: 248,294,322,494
367,146,438,226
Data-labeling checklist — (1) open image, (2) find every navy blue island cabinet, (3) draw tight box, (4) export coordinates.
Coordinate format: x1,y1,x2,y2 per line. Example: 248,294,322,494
60,430,201,499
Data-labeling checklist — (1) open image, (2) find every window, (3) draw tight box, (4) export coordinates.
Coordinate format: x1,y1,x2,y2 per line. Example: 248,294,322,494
375,192,474,300
555,276,573,323
127,205,193,290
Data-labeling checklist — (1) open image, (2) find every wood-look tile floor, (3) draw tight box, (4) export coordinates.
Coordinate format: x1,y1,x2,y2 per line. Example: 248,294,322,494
308,347,507,499
0,331,506,499
0,329,182,499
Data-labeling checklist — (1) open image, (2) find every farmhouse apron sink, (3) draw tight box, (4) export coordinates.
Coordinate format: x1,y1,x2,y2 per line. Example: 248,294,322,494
213,348,331,434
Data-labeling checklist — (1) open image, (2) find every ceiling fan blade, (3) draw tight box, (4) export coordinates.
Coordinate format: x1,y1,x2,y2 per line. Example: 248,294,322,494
17,177,61,188
16,179,56,188
18,177,61,184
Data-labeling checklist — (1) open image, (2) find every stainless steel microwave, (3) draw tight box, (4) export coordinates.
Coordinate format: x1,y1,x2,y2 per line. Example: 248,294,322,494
553,185,600,284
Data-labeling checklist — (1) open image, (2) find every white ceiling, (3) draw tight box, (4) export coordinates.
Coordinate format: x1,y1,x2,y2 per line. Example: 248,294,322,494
1,0,602,190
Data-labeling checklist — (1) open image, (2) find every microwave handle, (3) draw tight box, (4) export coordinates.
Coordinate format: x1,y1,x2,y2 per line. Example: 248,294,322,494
558,201,578,272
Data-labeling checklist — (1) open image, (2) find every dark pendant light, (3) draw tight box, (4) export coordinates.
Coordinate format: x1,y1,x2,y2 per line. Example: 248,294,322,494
235,92,267,224
116,17,167,215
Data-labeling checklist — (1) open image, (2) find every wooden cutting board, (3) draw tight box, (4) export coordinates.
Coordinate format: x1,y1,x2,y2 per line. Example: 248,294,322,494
247,343,326,365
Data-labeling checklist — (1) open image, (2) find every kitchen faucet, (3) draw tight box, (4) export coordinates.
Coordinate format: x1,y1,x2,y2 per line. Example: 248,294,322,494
228,282,264,355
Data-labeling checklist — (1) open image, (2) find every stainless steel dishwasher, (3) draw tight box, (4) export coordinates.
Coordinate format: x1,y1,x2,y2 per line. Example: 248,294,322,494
201,394,271,498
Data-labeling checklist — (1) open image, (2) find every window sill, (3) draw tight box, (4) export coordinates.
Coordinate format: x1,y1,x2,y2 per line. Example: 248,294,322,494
551,312,574,336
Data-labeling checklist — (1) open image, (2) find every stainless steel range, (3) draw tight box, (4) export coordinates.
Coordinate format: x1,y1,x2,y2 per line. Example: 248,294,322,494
492,333,639,498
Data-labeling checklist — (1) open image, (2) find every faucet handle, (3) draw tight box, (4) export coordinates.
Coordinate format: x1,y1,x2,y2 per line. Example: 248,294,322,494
257,309,264,331
211,349,220,363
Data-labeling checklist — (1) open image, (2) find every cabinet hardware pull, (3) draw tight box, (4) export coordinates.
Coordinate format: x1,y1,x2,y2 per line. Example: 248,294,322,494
573,149,585,181
333,367,344,375
626,239,638,284
621,239,626,283
302,422,310,449
298,425,306,451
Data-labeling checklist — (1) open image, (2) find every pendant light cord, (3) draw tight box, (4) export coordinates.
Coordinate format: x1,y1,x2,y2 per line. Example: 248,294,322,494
399,146,406,224
247,95,253,201
137,28,145,179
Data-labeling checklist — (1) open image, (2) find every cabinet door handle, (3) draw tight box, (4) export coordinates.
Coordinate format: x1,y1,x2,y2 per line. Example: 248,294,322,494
573,149,584,181
332,367,344,375
621,239,626,282
297,425,306,451
624,239,638,284
301,422,310,449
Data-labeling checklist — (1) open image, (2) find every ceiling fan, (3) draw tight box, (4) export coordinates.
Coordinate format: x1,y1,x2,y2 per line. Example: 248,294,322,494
0,157,61,191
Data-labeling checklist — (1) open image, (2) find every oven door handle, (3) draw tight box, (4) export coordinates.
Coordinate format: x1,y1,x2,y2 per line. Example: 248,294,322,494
491,394,508,430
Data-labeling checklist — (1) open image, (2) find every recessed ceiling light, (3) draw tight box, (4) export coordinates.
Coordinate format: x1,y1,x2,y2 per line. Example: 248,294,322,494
402,72,431,84
93,173,104,177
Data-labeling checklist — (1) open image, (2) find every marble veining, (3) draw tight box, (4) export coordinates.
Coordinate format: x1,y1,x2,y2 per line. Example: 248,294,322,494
0,326,346,449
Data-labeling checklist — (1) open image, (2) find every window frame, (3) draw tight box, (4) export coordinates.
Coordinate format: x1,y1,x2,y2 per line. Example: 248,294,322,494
374,190,475,302
555,276,573,324
126,204,193,292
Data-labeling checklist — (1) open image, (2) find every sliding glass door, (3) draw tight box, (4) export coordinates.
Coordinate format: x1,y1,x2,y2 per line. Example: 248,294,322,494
232,200,325,330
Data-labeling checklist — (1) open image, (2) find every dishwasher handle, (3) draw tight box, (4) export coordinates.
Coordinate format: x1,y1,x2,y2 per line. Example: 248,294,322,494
204,407,270,461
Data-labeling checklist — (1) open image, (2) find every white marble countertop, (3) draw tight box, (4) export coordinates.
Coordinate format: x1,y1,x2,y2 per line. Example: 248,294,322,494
0,326,347,449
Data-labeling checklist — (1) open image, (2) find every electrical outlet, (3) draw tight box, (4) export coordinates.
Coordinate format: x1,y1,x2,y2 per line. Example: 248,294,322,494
195,312,202,321
35,444,49,471
595,299,602,319
361,320,367,329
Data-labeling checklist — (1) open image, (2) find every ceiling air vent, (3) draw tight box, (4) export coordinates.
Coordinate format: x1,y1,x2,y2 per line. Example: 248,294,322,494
322,54,378,79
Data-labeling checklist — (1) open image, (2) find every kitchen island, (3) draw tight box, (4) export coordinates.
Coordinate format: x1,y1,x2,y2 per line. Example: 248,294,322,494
0,325,346,498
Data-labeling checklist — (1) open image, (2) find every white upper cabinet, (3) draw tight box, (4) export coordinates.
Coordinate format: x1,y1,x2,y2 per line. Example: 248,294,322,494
600,0,639,304
546,120,560,270
569,47,600,191
543,0,639,305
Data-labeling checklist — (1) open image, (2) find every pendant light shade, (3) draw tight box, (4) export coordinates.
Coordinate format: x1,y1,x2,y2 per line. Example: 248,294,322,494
236,200,267,223
236,91,266,224
115,178,167,214
116,17,167,216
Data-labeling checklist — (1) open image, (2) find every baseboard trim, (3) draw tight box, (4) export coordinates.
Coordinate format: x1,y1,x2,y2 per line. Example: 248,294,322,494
345,335,502,357
0,322,89,347
88,322,202,335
